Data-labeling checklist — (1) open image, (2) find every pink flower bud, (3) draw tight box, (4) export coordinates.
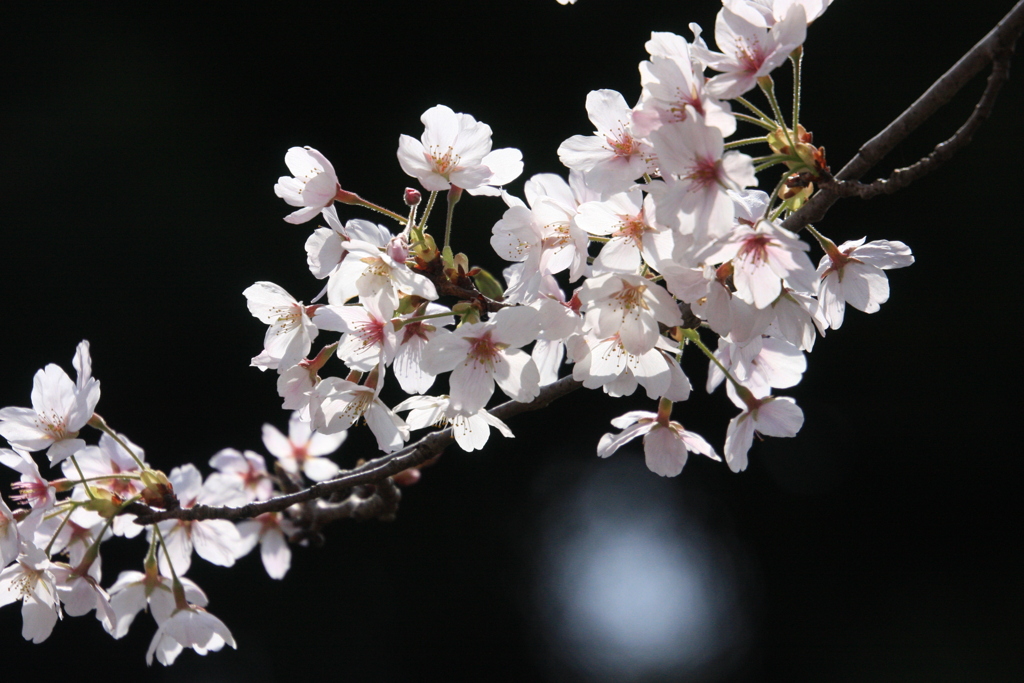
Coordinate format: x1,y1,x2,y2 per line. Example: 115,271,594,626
404,188,422,206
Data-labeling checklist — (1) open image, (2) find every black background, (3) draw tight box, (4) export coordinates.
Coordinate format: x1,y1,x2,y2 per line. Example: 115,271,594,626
2,0,1022,680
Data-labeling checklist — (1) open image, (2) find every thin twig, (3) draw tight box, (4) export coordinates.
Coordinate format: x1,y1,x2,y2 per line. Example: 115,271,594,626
129,375,583,525
782,0,1024,231
827,49,1012,198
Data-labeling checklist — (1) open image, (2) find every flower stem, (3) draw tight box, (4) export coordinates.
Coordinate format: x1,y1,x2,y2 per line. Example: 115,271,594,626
791,46,804,133
725,136,769,150
758,75,796,152
88,414,147,469
734,97,777,126
69,454,95,500
680,328,748,395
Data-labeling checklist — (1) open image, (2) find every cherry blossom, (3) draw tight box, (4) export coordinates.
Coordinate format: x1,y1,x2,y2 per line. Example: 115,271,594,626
308,376,409,453
398,104,522,196
420,306,542,414
649,115,757,242
243,282,321,372
146,601,236,666
394,395,514,452
636,32,737,137
724,394,804,472
106,569,207,640
261,412,345,482
0,341,100,465
558,89,656,194
236,513,295,580
154,465,248,577
597,409,718,477
577,272,683,356
692,4,807,99
274,146,341,225
816,238,914,330
0,547,61,643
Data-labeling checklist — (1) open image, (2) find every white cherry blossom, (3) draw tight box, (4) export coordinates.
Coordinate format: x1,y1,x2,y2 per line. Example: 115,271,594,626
0,341,100,465
816,238,914,330
421,306,542,414
262,412,345,482
724,395,804,472
598,409,718,477
398,104,522,196
274,146,340,224
558,89,656,195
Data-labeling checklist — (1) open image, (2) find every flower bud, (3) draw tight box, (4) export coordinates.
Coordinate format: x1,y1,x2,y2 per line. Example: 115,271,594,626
404,188,422,207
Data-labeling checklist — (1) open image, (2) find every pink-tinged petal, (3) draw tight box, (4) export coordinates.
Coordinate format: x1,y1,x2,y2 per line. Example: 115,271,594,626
724,411,755,473
817,272,846,330
302,457,340,482
597,421,652,458
493,349,541,403
643,426,689,476
754,397,804,437
21,597,60,643
480,147,523,187
363,402,409,453
678,428,719,461
449,164,494,191
490,306,541,348
284,205,324,225
843,263,889,314
420,329,466,376
557,135,613,172
851,240,914,269
630,349,672,400
397,135,435,179
157,523,193,577
191,520,243,567
260,423,291,459
610,410,657,430
259,527,291,580
393,336,437,395
448,359,495,414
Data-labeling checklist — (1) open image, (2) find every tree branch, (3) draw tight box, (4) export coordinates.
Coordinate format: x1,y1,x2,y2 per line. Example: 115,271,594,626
824,47,1012,199
782,0,1024,231
129,375,583,525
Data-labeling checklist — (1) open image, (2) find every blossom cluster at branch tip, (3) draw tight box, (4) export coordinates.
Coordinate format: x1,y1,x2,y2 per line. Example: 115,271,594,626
1,0,931,665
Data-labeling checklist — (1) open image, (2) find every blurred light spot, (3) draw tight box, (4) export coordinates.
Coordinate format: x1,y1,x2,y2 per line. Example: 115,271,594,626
531,457,749,681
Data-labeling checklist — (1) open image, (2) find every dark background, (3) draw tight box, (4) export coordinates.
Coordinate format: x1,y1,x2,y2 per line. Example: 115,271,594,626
2,0,1021,680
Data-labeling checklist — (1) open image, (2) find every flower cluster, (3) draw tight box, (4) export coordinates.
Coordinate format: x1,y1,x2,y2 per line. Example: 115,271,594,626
3,0,922,665
0,344,346,663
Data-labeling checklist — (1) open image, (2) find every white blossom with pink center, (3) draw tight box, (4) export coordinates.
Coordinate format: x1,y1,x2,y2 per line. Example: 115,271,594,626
308,375,409,453
262,411,345,482
394,395,515,452
649,115,757,243
0,547,61,643
598,409,719,477
558,89,656,195
421,306,542,414
724,395,804,472
0,341,100,465
153,465,248,577
398,104,522,196
274,146,341,225
816,238,915,330
636,32,737,137
692,4,807,100
577,272,683,356
243,282,321,373
700,218,817,309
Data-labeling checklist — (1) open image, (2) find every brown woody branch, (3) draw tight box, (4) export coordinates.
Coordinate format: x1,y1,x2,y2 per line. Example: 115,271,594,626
126,3,1024,529
129,375,583,525
782,0,1024,231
